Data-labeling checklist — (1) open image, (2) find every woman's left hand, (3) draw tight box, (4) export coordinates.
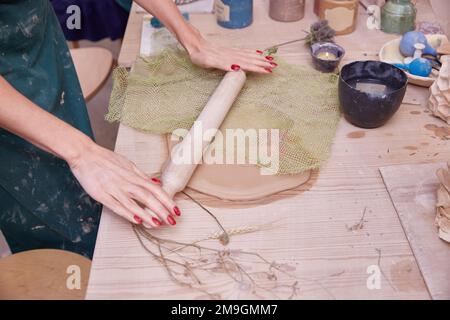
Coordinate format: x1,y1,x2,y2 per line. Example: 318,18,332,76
184,24,277,74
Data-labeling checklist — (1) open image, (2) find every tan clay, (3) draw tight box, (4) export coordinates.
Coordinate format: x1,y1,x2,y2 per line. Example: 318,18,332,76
166,135,311,201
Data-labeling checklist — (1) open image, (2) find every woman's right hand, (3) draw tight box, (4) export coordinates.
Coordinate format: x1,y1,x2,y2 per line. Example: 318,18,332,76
68,141,180,228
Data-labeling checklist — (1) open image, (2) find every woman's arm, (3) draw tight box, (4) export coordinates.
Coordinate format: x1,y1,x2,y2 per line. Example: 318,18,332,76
0,76,179,227
134,0,276,73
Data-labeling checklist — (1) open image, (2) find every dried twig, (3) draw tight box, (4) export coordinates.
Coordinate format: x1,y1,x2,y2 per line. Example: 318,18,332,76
346,207,368,231
181,190,230,245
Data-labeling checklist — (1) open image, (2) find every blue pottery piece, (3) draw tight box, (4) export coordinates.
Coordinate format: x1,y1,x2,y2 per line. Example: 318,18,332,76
215,0,253,29
393,58,432,77
399,31,437,57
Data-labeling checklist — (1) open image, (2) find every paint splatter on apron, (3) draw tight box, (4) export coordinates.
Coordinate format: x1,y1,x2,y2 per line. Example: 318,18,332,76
0,0,102,258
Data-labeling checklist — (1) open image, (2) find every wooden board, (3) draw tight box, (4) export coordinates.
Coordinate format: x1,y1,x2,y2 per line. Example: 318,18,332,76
380,163,450,300
87,0,449,299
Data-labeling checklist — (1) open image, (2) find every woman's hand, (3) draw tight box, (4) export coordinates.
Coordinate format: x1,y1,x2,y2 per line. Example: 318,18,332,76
184,24,277,74
68,142,180,228
134,1,277,74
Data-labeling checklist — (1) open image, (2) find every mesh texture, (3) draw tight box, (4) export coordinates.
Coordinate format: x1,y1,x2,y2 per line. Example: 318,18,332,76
106,50,341,174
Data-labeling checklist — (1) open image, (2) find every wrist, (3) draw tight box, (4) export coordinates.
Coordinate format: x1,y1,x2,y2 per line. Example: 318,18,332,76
63,132,95,168
177,23,203,55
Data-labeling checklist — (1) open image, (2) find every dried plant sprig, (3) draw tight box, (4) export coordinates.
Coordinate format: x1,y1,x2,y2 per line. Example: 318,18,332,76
305,20,336,46
181,190,230,245
133,223,299,299
132,191,335,299
265,20,336,54
167,222,280,256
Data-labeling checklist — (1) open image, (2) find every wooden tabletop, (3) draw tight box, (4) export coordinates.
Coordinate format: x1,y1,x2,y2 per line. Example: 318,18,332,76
87,0,449,299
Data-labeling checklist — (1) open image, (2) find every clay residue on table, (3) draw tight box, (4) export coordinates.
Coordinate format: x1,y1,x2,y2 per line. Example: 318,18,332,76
404,146,418,151
424,124,450,140
390,259,426,292
410,111,421,115
347,131,366,139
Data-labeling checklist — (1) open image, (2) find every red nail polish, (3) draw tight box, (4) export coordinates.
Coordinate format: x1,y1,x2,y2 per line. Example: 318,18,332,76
151,177,161,184
167,216,176,226
270,62,278,67
231,64,241,71
265,68,273,73
134,215,143,224
152,217,161,226
256,50,263,54
265,56,274,61
174,206,181,216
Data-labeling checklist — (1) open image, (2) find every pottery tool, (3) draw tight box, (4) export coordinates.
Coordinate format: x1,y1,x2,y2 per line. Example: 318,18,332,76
160,70,246,198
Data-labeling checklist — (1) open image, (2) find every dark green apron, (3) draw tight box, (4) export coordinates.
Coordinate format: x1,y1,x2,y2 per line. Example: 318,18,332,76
0,0,102,258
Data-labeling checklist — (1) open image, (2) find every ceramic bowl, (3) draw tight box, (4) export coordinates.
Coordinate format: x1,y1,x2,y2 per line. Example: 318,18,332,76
379,34,447,87
339,60,408,129
311,42,345,73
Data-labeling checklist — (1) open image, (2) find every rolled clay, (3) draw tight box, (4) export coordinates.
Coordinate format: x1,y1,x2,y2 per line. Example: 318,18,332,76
161,70,247,198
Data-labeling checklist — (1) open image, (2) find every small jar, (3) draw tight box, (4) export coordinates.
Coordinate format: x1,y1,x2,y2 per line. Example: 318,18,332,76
381,0,416,34
215,0,253,29
269,0,305,22
318,0,359,35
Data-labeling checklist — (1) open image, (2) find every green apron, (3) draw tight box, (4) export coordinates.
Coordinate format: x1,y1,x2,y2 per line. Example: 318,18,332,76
0,0,101,258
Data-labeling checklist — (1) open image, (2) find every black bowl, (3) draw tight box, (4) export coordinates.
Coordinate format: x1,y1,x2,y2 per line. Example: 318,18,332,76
338,60,408,129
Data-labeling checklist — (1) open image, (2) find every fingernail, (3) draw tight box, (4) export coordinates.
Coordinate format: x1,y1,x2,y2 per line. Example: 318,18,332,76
174,206,181,216
270,62,278,67
134,215,143,224
265,56,274,61
265,68,273,73
256,50,263,54
152,217,161,226
151,177,161,185
167,216,176,226
231,64,241,71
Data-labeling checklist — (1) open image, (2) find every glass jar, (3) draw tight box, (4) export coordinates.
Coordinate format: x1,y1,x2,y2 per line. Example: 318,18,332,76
381,0,416,34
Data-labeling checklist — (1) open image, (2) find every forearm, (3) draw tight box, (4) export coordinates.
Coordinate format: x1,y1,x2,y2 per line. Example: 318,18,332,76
134,0,201,52
0,76,92,165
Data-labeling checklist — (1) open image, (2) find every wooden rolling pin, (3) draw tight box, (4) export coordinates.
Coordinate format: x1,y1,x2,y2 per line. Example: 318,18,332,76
161,70,246,198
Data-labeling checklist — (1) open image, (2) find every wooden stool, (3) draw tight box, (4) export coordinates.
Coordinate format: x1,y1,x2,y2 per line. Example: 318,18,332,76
70,47,114,102
0,249,91,300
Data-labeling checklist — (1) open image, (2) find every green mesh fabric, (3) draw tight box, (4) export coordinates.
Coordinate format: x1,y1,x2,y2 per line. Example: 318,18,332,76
106,50,340,174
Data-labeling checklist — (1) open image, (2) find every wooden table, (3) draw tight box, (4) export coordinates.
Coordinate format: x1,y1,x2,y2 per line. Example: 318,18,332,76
87,0,449,299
